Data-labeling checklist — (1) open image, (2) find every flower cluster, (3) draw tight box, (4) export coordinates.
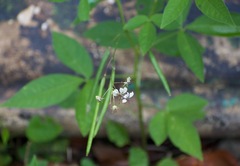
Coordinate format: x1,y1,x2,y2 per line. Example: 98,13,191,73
111,77,134,111
94,76,134,111
112,87,134,104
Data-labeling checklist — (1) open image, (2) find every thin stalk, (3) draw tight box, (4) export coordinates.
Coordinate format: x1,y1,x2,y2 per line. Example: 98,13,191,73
134,54,146,149
115,0,125,24
116,0,147,149
24,141,32,166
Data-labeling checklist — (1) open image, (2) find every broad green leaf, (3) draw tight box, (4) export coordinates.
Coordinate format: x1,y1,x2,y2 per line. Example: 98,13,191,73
1,128,10,146
187,14,240,36
136,0,164,15
58,89,80,108
75,80,96,136
78,0,90,21
28,156,38,166
2,74,83,108
153,32,179,56
80,158,97,166
195,0,234,25
106,121,130,147
84,21,137,48
153,1,191,30
52,32,93,78
149,52,171,96
166,93,208,121
139,22,156,55
150,14,162,27
151,13,188,31
156,158,178,166
26,116,62,143
124,15,149,30
129,147,148,166
168,116,203,160
149,111,167,146
177,32,204,82
28,156,48,166
161,0,190,28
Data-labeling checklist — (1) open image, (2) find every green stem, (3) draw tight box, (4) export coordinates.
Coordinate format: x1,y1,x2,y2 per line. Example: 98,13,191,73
116,0,147,149
134,54,146,149
24,141,32,165
116,0,125,24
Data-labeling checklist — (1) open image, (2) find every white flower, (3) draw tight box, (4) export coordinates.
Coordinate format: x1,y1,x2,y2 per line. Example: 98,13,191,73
95,96,103,102
127,77,131,83
123,92,130,99
124,77,131,85
122,99,127,104
112,89,119,97
119,87,128,95
129,91,134,98
112,105,118,111
123,91,134,99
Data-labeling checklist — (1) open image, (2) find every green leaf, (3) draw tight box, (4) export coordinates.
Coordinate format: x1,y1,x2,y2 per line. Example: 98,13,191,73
168,115,203,160
166,93,208,121
149,52,171,96
161,0,190,28
84,21,137,48
149,111,167,146
58,89,80,108
80,158,97,166
52,32,93,78
177,32,204,82
2,74,83,108
156,157,178,166
26,116,62,143
195,0,234,25
124,15,149,30
106,121,130,147
154,1,191,31
1,128,10,146
186,14,240,36
153,32,179,56
75,80,96,136
28,156,48,166
150,14,162,27
139,22,156,55
129,147,148,166
78,0,90,22
28,156,38,166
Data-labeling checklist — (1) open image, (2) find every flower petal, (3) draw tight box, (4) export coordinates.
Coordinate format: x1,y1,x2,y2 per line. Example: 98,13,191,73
119,87,127,94
123,92,130,99
112,89,119,97
122,99,127,103
127,77,131,83
129,92,134,98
